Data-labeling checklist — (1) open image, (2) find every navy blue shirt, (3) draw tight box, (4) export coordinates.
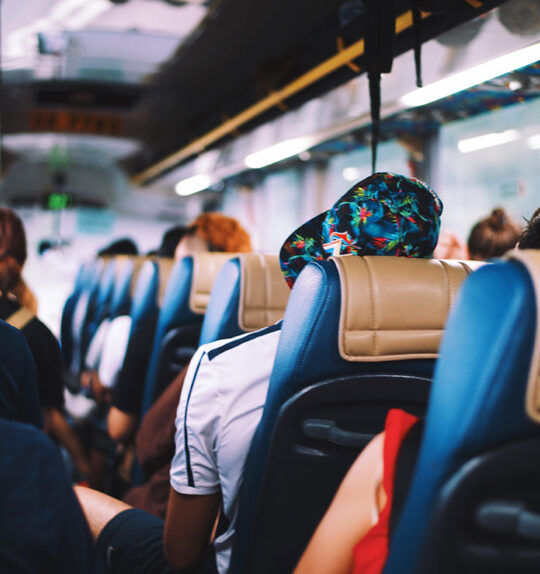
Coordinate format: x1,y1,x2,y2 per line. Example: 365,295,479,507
0,320,43,428
0,417,104,573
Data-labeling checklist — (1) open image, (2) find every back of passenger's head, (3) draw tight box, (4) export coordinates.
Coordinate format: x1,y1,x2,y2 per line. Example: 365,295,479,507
97,238,138,257
518,207,540,250
279,172,443,288
0,207,27,295
175,213,252,260
157,225,187,258
467,207,521,260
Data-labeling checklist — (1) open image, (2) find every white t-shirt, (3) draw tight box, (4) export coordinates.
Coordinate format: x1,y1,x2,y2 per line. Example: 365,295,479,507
98,315,132,389
170,322,282,574
85,318,110,371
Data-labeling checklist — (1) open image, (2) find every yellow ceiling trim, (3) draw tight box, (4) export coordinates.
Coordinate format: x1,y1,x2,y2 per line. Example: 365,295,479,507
133,9,427,186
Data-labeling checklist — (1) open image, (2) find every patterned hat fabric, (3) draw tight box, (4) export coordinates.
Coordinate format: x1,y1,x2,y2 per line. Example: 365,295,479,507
279,172,443,288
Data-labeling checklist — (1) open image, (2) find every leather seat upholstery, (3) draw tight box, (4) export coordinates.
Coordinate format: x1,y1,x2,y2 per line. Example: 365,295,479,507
385,250,540,574
199,253,290,346
230,255,481,574
139,253,233,416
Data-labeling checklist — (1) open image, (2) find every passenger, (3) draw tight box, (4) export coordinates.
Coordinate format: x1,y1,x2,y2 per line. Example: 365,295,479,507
107,212,252,443
0,416,104,573
433,229,467,259
0,320,43,428
75,172,442,574
517,207,540,249
0,207,90,476
156,225,188,258
294,209,538,574
97,238,139,257
467,207,521,260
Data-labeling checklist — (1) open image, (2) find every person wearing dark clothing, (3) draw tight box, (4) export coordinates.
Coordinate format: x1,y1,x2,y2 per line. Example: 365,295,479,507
0,417,104,573
122,366,188,518
0,298,64,410
0,320,42,428
0,207,89,476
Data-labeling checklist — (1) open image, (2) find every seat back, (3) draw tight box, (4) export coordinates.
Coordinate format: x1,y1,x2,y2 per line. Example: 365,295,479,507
231,255,481,574
199,253,290,346
385,251,540,574
68,257,105,374
83,258,117,345
60,261,93,366
108,256,142,319
113,259,161,414
140,253,233,415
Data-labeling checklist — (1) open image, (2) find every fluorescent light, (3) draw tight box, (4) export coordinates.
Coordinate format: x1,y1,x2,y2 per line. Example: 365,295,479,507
457,129,519,154
527,134,540,150
64,0,111,30
401,42,540,108
175,174,211,196
244,136,314,169
342,167,362,182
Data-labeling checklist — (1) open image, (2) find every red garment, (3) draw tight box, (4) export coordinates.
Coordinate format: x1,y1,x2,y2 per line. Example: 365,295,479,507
352,409,418,574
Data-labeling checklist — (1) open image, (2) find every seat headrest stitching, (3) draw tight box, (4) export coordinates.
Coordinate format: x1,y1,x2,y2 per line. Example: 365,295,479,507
439,260,451,316
363,257,378,357
507,251,540,423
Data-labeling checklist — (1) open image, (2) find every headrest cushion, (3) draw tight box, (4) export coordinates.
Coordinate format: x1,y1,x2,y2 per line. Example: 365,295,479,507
509,250,540,423
238,253,290,331
189,253,235,314
157,258,175,307
334,255,484,361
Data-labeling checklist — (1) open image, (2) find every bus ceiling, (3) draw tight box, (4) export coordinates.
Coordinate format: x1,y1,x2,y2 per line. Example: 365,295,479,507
0,0,539,202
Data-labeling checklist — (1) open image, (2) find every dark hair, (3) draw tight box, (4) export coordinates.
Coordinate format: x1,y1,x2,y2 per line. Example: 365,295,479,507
0,207,27,294
97,238,138,257
158,225,187,258
518,207,540,250
467,207,522,260
186,213,252,253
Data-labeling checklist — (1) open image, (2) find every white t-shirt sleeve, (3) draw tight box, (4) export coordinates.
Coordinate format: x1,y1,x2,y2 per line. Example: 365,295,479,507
170,348,221,495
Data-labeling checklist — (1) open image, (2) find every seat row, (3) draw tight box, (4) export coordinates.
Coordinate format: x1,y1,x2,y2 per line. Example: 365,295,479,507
60,249,540,573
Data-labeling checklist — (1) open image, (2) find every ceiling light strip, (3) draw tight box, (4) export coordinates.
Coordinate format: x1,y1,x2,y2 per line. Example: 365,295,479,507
133,9,427,186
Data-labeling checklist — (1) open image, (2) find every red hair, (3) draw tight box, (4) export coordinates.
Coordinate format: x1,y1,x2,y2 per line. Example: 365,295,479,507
0,208,27,295
187,213,252,253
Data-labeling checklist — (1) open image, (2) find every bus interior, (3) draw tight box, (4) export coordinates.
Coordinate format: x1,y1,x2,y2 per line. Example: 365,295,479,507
1,0,540,573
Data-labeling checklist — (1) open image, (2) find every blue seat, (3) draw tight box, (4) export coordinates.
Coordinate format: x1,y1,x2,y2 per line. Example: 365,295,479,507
108,256,140,320
113,259,163,411
60,261,92,367
82,258,117,353
230,255,480,574
140,253,233,416
67,258,106,377
385,250,540,574
199,253,290,346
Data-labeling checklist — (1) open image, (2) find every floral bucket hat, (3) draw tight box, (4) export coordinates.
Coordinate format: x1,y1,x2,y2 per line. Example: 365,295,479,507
279,172,443,288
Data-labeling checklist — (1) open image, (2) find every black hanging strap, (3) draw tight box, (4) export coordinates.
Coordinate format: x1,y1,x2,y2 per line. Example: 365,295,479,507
364,0,397,173
412,8,423,87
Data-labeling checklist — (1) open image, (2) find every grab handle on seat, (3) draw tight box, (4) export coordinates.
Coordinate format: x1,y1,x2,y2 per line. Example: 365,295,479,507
476,500,540,541
301,418,372,448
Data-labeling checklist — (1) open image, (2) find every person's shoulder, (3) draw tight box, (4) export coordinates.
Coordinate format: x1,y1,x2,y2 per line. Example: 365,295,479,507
205,321,283,362
0,417,52,455
25,316,60,346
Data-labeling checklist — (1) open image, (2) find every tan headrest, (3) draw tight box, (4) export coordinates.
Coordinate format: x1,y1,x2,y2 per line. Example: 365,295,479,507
508,250,540,423
129,257,152,297
334,255,484,362
189,253,236,314
158,258,175,307
112,255,134,278
238,253,290,331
